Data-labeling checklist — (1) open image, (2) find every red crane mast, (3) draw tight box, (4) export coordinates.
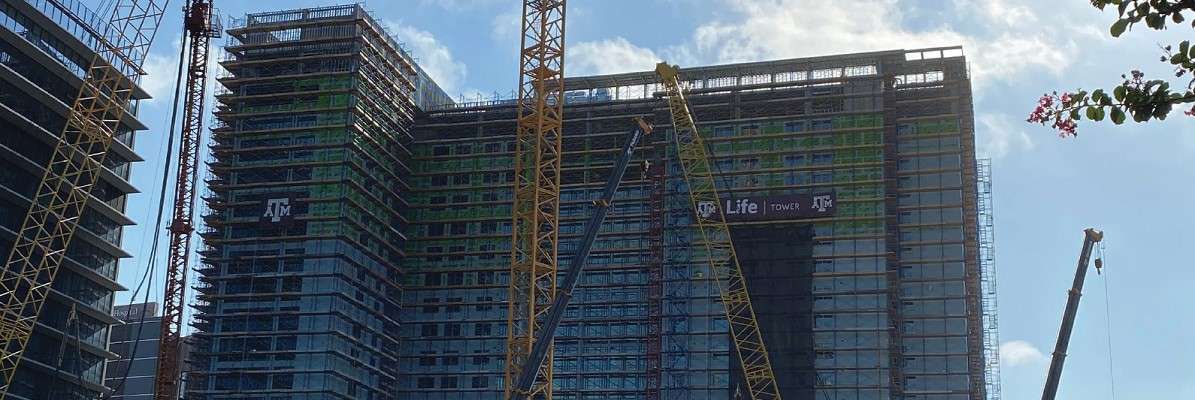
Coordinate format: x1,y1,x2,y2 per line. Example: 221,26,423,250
155,2,219,399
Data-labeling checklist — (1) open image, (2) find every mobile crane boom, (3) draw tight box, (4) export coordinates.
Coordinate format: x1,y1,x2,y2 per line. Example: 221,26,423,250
511,118,653,398
656,62,782,400
1041,228,1104,400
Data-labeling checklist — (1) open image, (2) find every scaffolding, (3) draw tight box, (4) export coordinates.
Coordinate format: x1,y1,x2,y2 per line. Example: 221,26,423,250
977,159,1001,400
644,150,666,400
189,5,426,399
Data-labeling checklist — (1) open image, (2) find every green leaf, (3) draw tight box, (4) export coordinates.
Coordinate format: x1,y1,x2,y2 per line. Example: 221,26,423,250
1111,19,1130,37
1114,85,1128,101
1070,109,1082,121
1094,107,1106,121
1087,107,1100,120
1111,107,1126,124
1146,13,1165,29
1175,13,1186,24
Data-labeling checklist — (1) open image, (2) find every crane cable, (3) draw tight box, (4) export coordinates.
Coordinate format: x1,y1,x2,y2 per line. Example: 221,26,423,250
1097,241,1117,400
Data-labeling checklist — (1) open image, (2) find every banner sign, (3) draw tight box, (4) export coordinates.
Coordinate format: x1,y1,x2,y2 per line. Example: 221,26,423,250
696,191,836,222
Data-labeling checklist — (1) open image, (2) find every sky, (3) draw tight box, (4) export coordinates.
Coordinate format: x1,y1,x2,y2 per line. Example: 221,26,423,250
96,1,1195,399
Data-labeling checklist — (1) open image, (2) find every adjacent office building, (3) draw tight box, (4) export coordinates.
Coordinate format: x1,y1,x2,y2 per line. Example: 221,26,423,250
191,4,998,400
187,4,448,400
106,303,162,400
0,1,149,399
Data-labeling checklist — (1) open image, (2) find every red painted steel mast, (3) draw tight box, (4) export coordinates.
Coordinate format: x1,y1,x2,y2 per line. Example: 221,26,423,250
156,2,219,399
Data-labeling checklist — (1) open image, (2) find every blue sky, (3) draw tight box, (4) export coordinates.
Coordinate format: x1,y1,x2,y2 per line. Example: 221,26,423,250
102,1,1194,398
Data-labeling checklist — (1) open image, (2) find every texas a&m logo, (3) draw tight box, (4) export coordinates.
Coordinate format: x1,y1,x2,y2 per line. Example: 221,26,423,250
262,197,292,223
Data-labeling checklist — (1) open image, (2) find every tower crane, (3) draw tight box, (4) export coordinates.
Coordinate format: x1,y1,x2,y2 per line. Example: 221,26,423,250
1041,228,1104,400
155,1,219,399
656,62,783,400
0,0,168,397
511,119,653,398
505,0,567,399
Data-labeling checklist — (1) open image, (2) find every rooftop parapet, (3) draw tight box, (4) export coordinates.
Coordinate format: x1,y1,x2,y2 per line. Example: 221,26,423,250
427,46,966,112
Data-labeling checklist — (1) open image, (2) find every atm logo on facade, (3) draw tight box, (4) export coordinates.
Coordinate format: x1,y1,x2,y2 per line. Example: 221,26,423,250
696,201,719,219
260,196,296,225
693,191,836,222
812,194,834,212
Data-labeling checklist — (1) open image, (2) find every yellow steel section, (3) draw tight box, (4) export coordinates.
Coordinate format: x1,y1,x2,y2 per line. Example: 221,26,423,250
0,1,166,396
505,1,566,399
655,63,783,400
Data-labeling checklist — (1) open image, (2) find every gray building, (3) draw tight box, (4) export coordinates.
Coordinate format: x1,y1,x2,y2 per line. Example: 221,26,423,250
0,1,149,399
106,303,162,400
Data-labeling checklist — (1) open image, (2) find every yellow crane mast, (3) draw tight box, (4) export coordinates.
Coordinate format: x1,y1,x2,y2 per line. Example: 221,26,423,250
0,1,167,397
655,62,783,400
505,0,567,399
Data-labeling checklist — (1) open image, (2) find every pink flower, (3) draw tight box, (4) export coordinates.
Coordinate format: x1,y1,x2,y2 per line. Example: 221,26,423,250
1060,92,1072,104
1039,94,1055,108
1185,105,1195,117
1027,94,1056,124
1053,118,1078,138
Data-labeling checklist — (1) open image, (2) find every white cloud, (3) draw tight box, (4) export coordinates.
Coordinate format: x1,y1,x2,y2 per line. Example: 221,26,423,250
968,34,1072,81
570,37,661,76
140,33,224,109
961,0,1038,27
491,8,520,43
677,0,964,63
140,33,184,104
139,53,178,104
660,0,1076,88
978,113,1036,159
387,22,468,95
1000,340,1046,367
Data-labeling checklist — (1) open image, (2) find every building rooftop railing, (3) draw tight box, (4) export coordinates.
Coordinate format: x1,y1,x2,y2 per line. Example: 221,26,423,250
224,3,452,110
424,46,966,113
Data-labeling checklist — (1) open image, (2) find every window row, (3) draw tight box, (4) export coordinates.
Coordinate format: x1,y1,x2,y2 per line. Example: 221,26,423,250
899,172,963,190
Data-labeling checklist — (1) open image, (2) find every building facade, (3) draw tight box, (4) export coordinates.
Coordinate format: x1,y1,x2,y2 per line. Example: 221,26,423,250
398,48,998,400
188,5,997,397
188,4,448,400
0,1,149,399
106,303,162,400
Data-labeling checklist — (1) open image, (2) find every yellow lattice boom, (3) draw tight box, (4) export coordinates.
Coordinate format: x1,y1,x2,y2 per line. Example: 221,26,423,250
505,0,566,399
656,62,783,400
0,1,167,397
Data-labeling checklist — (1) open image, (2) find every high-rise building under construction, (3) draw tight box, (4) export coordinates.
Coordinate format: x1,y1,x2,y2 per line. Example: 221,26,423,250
191,5,998,400
188,4,448,400
1,1,150,398
399,48,998,400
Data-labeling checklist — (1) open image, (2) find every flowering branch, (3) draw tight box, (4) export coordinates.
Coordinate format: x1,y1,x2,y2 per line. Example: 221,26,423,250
1029,0,1195,136
1028,70,1195,137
